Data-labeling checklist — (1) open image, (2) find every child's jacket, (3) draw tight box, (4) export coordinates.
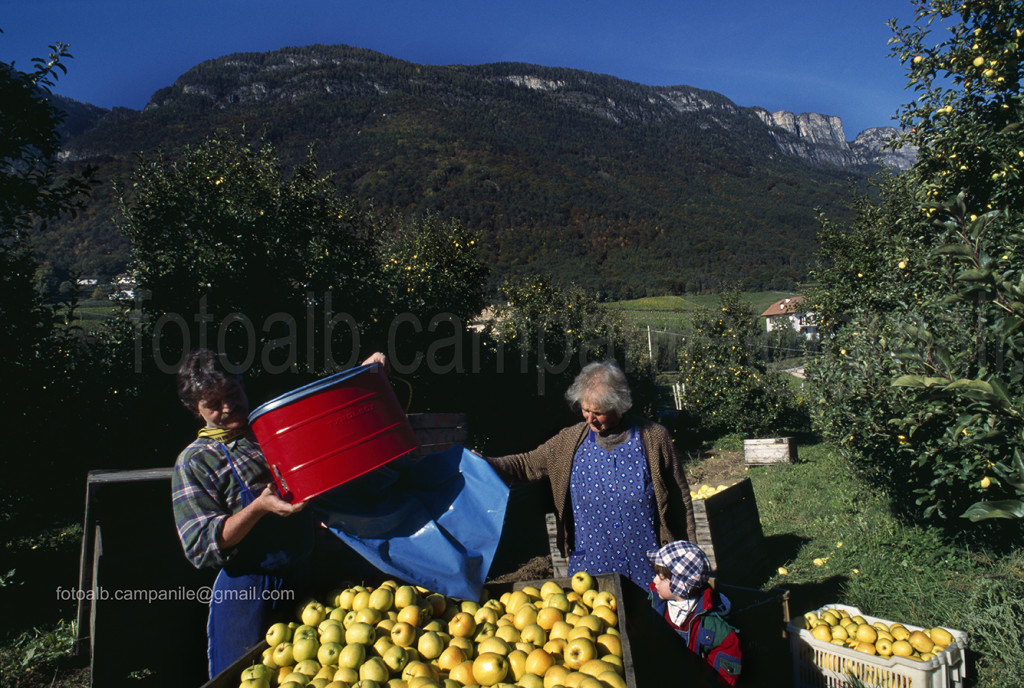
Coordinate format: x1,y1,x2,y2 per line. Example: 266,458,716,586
651,585,742,685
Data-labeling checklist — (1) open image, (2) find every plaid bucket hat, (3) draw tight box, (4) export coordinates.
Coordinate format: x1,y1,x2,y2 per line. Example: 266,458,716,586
647,540,711,598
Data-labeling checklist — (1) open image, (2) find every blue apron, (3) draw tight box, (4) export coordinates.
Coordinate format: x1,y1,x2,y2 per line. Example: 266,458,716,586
568,426,658,589
207,443,313,679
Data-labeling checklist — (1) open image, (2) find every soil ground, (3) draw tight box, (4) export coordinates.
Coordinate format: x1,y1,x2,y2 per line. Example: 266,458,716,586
684,449,747,488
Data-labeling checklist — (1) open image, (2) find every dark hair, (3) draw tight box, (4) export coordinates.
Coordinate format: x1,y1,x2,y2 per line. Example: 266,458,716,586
177,349,241,415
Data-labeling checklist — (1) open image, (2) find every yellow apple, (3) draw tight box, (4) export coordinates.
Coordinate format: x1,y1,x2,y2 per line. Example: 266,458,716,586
596,633,621,657
592,592,616,612
477,636,512,656
590,605,617,629
280,671,311,686
513,605,539,631
302,601,327,627
524,648,555,676
402,660,438,682
266,622,293,646
317,641,342,666
448,611,477,638
578,658,616,678
448,660,475,685
566,626,594,642
520,623,547,647
398,604,423,627
542,638,567,656
394,585,418,609
436,644,466,672
495,624,521,644
549,620,573,641
505,590,531,615
540,581,563,599
336,642,366,670
517,673,544,688
472,652,509,686
382,643,410,673
332,666,359,684
291,636,320,663
417,631,445,660
293,659,321,677
271,642,295,667
351,590,371,612
570,571,595,595
543,664,570,688
535,607,563,631
544,593,571,613
345,622,375,646
449,635,475,659
391,621,418,647
359,656,389,683
506,649,528,681
368,587,395,612
474,606,500,626
564,637,598,670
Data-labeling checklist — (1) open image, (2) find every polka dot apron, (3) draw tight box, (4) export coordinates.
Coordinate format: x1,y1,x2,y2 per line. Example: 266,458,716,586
568,425,657,588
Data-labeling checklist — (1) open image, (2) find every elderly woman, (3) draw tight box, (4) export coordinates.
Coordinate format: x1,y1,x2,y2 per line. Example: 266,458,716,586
487,360,697,588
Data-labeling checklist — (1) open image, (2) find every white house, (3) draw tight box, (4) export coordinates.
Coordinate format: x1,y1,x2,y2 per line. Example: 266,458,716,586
760,296,817,340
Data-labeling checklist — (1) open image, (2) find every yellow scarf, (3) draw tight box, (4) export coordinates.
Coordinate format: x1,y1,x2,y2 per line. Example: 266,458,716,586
197,426,247,444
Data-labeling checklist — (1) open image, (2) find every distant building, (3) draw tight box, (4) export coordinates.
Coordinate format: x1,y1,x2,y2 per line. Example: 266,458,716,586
76,276,102,287
760,296,817,340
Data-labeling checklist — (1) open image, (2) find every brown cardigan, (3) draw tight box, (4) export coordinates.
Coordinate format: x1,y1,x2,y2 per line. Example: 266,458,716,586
487,415,697,557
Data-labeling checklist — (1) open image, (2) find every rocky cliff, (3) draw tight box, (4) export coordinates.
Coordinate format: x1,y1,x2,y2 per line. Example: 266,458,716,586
753,109,915,170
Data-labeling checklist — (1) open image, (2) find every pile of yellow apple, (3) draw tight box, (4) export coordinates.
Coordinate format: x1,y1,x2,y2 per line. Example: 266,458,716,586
237,570,626,688
690,483,730,501
802,607,956,662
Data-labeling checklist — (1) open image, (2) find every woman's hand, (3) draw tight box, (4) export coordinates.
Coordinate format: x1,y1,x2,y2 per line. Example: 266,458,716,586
217,485,304,551
255,485,305,516
362,351,389,375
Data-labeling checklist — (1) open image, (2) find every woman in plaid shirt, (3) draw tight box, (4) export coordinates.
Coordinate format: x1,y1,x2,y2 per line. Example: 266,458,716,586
172,348,384,678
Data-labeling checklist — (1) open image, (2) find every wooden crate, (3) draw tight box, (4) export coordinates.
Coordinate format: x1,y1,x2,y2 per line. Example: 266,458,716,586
744,437,797,466
407,412,468,458
692,477,768,585
77,469,214,688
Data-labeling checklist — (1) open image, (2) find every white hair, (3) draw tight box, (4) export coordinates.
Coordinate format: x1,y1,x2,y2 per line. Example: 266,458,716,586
565,360,632,415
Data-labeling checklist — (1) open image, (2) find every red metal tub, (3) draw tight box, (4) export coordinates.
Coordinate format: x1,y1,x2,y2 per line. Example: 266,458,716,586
248,363,417,503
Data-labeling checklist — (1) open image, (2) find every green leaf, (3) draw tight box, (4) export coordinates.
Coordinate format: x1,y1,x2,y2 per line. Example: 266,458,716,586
934,244,975,257
957,268,992,282
943,378,994,394
961,499,1024,521
892,375,951,388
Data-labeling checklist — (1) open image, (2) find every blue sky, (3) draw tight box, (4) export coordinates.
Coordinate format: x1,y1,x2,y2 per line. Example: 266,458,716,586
3,0,923,137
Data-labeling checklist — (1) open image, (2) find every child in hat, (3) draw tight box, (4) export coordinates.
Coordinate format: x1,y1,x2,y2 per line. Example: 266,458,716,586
648,540,742,685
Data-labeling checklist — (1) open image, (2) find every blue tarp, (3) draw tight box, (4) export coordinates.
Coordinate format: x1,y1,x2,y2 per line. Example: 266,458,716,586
311,445,509,600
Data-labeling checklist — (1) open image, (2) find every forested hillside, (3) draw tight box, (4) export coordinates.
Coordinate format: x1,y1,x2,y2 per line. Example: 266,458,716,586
44,44,899,297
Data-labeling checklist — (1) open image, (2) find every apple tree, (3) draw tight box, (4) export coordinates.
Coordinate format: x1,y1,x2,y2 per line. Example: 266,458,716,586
676,290,800,442
0,41,100,503
809,0,1024,526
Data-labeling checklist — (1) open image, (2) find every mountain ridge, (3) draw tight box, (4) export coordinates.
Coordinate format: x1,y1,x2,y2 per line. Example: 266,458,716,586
45,44,912,296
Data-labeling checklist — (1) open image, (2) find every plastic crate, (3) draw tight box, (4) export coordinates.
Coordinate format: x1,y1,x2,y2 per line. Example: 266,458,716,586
788,603,967,688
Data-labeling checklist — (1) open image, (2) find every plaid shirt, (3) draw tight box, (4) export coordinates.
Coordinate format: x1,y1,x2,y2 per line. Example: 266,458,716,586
171,434,273,570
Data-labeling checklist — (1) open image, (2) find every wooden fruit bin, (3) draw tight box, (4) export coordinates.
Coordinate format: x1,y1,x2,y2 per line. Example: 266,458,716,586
203,573,730,688
692,477,769,585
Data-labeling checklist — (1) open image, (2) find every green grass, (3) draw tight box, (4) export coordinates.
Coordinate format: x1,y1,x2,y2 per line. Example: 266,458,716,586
603,291,799,330
748,442,1024,687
